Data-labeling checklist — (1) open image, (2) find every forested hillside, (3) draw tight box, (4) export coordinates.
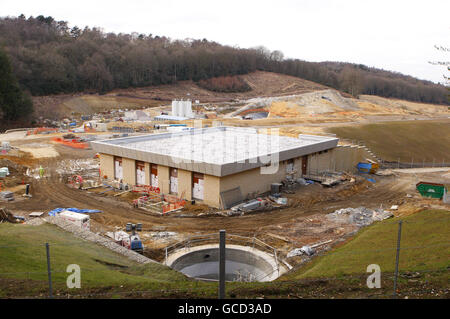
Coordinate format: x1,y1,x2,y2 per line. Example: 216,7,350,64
0,14,448,105
0,48,33,121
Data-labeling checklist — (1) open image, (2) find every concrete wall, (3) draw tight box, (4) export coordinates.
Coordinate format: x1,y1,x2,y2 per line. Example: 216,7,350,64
122,158,136,185
158,165,170,194
220,161,293,203
204,175,221,207
307,150,334,174
178,169,192,201
99,153,114,180
99,145,368,209
306,145,375,174
144,162,151,185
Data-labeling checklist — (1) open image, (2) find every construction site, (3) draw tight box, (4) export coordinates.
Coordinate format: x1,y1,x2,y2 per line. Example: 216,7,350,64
0,71,449,299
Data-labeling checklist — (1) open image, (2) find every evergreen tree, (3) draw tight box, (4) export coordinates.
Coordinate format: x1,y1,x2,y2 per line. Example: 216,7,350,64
0,48,33,121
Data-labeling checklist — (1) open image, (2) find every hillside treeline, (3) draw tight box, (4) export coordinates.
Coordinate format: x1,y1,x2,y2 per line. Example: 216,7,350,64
0,15,448,105
0,48,33,121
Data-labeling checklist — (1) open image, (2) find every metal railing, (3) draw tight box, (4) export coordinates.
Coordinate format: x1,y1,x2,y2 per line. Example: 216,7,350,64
164,233,280,276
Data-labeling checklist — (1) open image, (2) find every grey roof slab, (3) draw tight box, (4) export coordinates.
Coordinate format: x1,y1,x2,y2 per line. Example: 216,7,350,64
91,127,339,177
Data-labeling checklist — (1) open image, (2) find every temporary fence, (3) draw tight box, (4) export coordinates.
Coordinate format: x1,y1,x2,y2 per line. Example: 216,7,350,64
51,137,89,149
132,185,186,215
26,127,59,135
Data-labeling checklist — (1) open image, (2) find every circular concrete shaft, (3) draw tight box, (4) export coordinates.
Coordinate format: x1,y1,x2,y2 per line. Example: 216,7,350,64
167,244,285,282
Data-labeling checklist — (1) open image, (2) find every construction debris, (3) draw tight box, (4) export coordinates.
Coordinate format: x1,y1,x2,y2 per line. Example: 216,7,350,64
56,159,99,177
299,172,349,187
0,191,14,202
0,208,20,223
326,207,393,227
228,195,288,215
287,246,316,258
287,240,333,258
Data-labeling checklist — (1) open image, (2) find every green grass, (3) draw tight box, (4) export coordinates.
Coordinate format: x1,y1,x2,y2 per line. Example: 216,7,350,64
0,223,216,297
1,210,448,298
328,120,450,162
284,209,450,280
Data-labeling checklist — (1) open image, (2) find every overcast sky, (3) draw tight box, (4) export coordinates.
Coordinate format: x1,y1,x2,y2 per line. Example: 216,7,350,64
2,0,449,83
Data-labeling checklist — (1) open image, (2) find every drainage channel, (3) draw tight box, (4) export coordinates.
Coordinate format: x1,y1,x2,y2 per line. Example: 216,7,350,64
164,234,291,282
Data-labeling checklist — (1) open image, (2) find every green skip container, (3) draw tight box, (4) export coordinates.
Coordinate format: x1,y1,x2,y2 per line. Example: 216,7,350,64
416,182,446,199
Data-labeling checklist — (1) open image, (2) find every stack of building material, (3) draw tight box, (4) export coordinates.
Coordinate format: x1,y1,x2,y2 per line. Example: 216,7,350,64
0,191,14,202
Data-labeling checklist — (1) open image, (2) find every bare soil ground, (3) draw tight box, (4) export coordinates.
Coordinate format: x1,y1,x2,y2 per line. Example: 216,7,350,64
30,71,327,120
3,146,448,263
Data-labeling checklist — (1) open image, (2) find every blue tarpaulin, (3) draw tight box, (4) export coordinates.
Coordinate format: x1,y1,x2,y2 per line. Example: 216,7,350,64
48,208,102,216
357,162,372,174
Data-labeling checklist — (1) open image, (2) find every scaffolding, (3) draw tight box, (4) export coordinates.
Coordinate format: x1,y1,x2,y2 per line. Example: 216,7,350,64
132,186,186,215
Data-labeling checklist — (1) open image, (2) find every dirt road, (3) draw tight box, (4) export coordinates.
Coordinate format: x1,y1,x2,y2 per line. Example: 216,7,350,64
4,174,411,236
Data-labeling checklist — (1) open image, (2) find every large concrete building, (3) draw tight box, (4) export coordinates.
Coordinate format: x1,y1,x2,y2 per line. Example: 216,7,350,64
92,127,369,208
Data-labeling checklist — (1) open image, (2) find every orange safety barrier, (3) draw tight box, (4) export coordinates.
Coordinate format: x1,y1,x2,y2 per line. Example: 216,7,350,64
132,185,161,194
162,193,186,214
132,187,186,214
162,200,186,214
52,137,89,149
27,127,58,135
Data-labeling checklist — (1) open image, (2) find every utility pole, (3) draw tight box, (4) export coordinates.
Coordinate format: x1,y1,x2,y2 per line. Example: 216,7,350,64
219,230,226,299
46,243,53,299
393,221,403,298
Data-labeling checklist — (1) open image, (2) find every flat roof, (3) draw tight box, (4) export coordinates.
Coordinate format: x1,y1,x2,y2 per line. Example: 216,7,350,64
91,127,338,177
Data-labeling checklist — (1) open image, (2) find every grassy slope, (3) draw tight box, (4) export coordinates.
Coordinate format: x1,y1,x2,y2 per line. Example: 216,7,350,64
283,209,449,280
1,210,448,298
0,223,216,298
227,209,449,298
328,120,450,162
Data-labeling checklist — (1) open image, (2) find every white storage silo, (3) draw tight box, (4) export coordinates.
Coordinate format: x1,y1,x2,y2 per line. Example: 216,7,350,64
171,100,177,116
185,100,193,118
176,100,182,117
178,100,185,117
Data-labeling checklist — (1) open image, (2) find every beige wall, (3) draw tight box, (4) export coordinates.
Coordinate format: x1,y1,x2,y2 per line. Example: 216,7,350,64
144,162,150,185
204,175,221,207
306,146,374,174
99,153,114,180
158,165,170,194
98,146,367,208
220,161,292,203
122,158,136,185
178,169,192,200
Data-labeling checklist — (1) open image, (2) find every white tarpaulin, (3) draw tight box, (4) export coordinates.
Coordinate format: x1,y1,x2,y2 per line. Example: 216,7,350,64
193,179,204,200
136,167,145,185
114,159,123,180
151,174,158,187
170,176,178,194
